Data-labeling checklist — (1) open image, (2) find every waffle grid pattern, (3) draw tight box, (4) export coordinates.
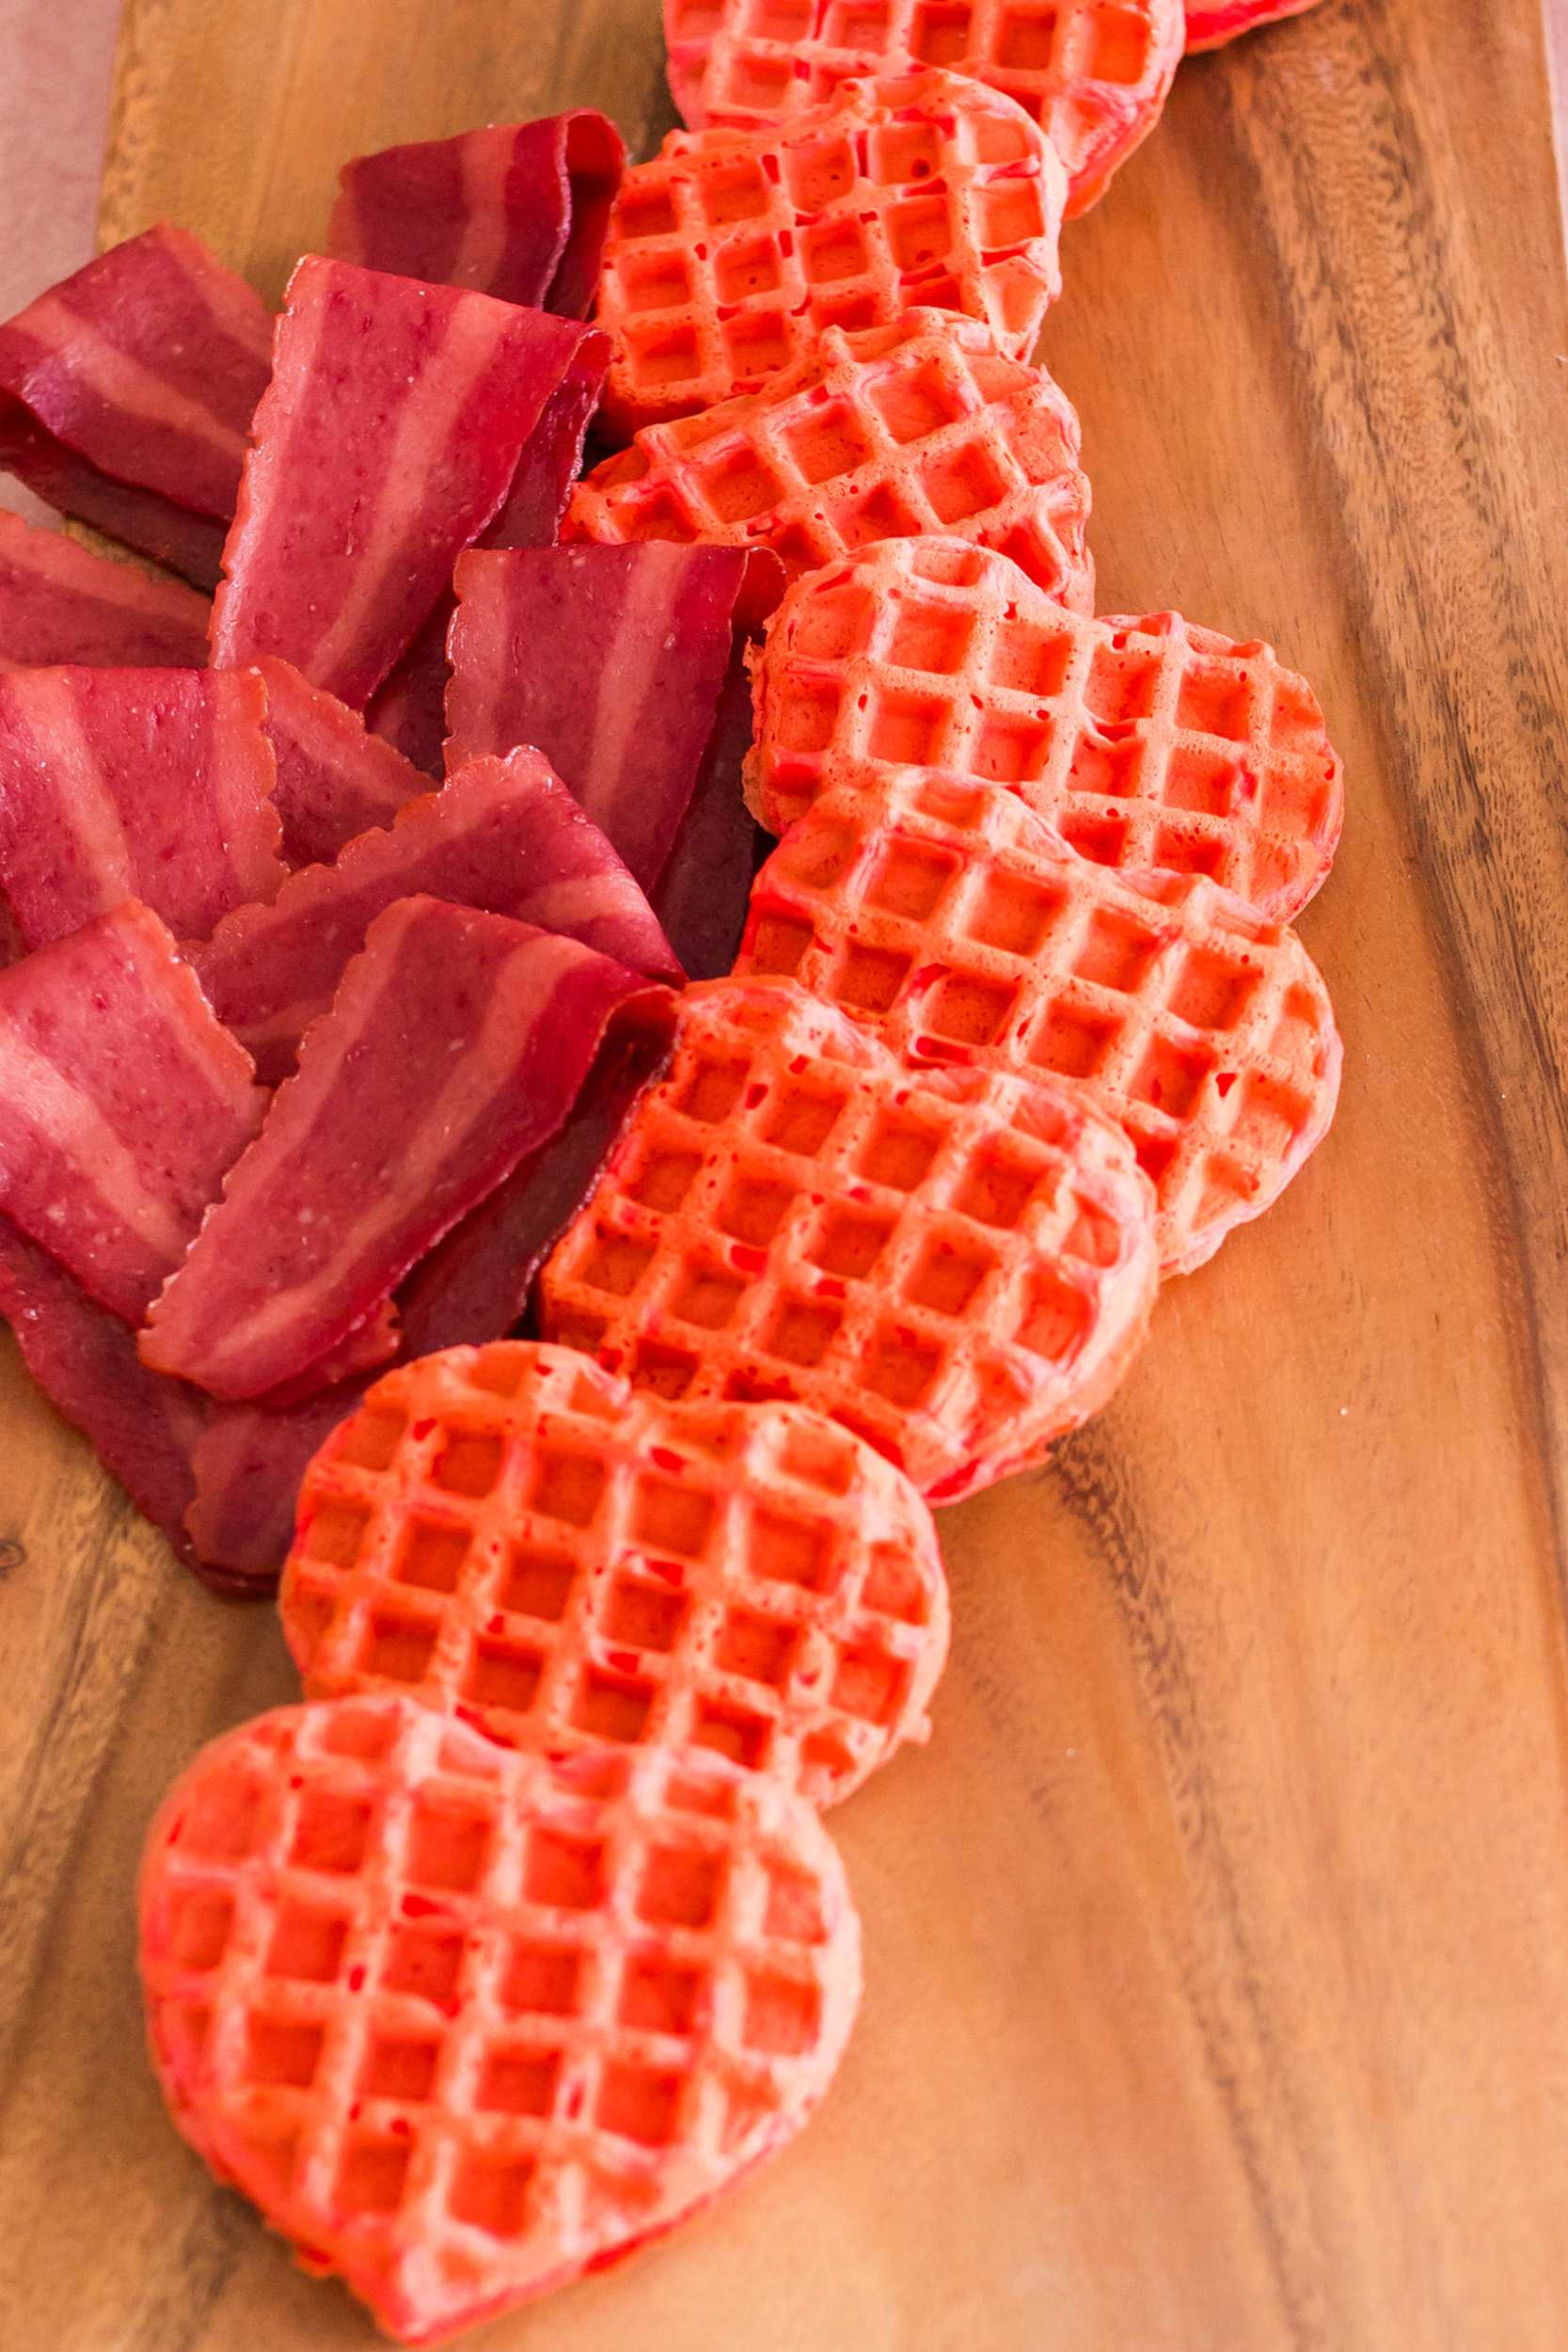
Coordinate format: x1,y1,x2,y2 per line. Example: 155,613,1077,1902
731,772,1340,1273
597,71,1065,436
140,1701,859,2331
745,536,1342,920
663,0,1185,216
567,310,1094,608
282,1344,948,1809
539,977,1158,1502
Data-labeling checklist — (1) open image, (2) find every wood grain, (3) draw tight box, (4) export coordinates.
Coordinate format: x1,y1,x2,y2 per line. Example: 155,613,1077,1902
4,1,1568,2344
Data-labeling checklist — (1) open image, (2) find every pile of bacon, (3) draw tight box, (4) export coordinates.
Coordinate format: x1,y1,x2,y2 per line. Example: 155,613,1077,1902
0,0,1330,1597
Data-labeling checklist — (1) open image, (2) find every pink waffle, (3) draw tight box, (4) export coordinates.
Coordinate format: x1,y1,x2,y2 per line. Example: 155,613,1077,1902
139,1697,861,2344
744,536,1342,920
280,1341,949,1811
732,771,1340,1272
596,70,1066,438
539,976,1159,1503
566,309,1094,609
663,0,1185,217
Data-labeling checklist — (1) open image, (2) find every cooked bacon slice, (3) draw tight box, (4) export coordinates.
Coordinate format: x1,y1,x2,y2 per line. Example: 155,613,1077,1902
183,1379,378,1592
0,899,265,1324
487,331,611,546
444,545,748,887
0,398,231,588
363,332,612,774
327,113,625,319
255,655,420,866
0,665,285,949
186,748,680,1083
210,258,591,708
0,1208,211,1571
140,895,669,1400
396,993,675,1357
0,510,211,669
0,225,272,564
649,637,767,980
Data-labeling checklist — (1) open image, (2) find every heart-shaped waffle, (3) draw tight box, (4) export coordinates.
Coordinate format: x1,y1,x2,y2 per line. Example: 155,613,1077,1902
744,536,1342,921
139,1697,860,2344
596,70,1066,437
731,771,1341,1273
538,977,1158,1503
663,0,1185,219
280,1341,948,1810
566,310,1093,609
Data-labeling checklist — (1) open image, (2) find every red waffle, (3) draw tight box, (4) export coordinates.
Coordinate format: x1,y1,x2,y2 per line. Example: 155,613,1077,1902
663,0,1185,217
731,771,1340,1273
280,1342,949,1811
596,70,1065,437
139,1696,860,2344
744,536,1342,920
1184,0,1321,52
566,310,1094,609
538,977,1158,1503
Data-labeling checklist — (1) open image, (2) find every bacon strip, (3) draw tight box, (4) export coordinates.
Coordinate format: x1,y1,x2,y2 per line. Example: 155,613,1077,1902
0,510,212,669
210,258,590,708
649,635,768,979
0,396,231,588
0,666,285,949
0,1208,212,1571
363,332,611,774
445,544,748,887
255,655,420,867
0,225,272,576
183,1381,377,1592
396,993,675,1358
0,900,265,1324
140,895,668,1400
327,113,625,319
186,748,680,1082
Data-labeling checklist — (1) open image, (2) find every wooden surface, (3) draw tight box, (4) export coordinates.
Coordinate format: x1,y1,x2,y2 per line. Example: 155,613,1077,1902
4,1,1568,2344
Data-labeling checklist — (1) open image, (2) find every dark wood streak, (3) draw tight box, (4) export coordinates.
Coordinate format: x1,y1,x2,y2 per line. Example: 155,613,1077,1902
1050,1425,1323,2352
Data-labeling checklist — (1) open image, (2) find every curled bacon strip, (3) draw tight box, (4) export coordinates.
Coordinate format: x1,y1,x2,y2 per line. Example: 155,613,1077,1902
141,896,670,1401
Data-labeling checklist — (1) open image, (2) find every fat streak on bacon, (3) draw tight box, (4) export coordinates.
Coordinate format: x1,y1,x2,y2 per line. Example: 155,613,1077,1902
0,665,285,949
185,747,681,1084
327,112,626,318
0,225,273,586
209,258,592,708
139,896,672,1401
0,510,212,670
0,899,264,1325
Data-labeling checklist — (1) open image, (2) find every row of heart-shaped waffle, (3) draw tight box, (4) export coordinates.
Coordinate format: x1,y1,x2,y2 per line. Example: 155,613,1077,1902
139,1342,953,2340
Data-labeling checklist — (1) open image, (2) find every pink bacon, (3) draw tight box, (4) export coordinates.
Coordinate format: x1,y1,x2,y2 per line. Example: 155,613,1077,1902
0,225,272,582
327,111,626,319
0,899,265,1325
364,329,611,774
140,896,672,1401
186,747,681,1084
0,510,212,670
446,544,750,887
209,257,591,708
0,665,284,949
254,656,421,868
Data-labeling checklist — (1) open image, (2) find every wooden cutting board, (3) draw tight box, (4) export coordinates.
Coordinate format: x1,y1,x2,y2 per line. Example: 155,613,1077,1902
4,2,1568,2344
